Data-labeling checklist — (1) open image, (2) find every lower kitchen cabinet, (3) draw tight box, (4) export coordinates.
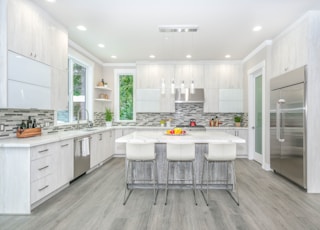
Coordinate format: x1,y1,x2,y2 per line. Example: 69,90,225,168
90,130,114,168
114,128,135,156
207,128,248,157
0,139,74,214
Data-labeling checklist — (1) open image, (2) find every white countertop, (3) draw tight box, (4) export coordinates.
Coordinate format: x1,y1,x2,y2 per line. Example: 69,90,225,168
0,126,247,148
116,130,246,144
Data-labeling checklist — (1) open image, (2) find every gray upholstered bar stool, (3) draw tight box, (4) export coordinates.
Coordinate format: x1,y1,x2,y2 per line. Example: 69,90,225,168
123,141,158,205
200,142,239,206
165,142,197,205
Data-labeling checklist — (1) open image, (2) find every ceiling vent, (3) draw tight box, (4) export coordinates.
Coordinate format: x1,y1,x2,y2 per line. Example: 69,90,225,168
158,25,198,33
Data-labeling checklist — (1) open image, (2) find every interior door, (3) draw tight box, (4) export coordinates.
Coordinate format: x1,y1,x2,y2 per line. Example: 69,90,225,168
254,75,263,163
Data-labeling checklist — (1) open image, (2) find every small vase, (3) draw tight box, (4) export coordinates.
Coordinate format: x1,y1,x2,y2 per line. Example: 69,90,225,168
235,122,241,127
106,121,112,127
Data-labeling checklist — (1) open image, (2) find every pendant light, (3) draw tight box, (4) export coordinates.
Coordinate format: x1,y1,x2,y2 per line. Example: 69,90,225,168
171,79,175,94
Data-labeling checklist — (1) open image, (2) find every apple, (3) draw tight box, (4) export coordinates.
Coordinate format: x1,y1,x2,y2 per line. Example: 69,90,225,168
170,129,174,134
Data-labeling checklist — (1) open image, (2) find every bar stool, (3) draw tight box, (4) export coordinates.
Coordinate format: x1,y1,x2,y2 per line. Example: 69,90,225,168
123,141,158,205
200,143,239,206
165,142,197,205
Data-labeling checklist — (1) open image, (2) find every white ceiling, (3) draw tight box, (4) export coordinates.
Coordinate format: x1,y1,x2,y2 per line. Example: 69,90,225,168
31,0,320,63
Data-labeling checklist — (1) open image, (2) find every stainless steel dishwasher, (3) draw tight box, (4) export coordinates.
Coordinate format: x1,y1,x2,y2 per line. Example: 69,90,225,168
74,135,91,179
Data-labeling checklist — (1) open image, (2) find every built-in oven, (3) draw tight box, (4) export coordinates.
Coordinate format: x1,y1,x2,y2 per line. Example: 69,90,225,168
73,135,91,179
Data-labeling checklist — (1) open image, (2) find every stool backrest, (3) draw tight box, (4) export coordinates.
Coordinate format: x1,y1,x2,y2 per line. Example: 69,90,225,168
166,143,195,161
207,143,236,161
126,142,155,160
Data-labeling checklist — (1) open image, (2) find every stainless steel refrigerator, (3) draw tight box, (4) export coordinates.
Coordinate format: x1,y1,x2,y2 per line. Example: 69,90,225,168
270,66,307,189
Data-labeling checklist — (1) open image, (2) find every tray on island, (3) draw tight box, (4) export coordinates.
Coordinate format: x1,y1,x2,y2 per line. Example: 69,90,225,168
164,132,187,136
16,127,42,138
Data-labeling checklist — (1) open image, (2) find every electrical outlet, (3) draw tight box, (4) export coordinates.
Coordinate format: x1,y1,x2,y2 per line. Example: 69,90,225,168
0,124,5,131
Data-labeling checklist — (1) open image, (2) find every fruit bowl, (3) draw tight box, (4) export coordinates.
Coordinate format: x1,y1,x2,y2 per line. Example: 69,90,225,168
165,128,186,136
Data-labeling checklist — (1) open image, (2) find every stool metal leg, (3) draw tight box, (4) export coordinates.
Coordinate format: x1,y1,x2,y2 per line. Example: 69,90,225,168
226,160,240,206
165,161,170,205
192,161,197,205
123,160,133,205
200,158,209,206
152,159,159,205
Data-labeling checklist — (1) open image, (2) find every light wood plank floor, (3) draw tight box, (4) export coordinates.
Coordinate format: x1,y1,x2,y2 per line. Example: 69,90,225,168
1,158,320,230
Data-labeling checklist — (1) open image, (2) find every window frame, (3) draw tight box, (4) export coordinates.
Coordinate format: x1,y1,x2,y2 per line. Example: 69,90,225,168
114,69,136,122
56,55,93,125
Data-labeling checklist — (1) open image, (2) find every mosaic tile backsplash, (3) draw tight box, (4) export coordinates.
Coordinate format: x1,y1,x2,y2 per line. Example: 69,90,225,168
0,104,247,138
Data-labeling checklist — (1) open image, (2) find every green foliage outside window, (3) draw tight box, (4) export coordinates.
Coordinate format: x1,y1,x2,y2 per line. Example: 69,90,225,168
119,75,133,120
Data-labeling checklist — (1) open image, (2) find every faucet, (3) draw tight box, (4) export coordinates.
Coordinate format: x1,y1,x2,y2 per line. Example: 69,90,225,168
77,109,92,129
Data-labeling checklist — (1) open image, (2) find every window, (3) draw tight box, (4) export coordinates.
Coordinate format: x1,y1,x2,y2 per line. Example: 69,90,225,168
114,69,135,122
57,57,91,124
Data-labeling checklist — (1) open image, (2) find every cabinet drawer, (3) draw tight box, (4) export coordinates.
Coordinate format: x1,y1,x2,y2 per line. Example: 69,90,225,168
31,144,54,160
31,156,52,182
31,174,53,203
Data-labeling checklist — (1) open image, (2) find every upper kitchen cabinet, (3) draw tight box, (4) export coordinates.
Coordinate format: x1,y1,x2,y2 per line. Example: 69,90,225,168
7,0,68,70
204,62,243,112
204,62,242,89
174,64,204,88
271,15,308,77
136,64,174,89
136,64,175,112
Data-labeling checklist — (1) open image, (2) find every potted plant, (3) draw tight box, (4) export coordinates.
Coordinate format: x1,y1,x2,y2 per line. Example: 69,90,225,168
160,119,166,127
234,115,242,127
105,108,113,127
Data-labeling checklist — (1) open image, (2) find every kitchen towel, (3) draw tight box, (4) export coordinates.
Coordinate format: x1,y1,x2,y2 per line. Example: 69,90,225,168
81,137,90,156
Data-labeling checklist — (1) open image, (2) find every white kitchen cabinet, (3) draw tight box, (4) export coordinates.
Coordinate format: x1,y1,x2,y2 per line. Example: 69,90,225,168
55,139,74,188
30,142,57,204
8,0,51,65
90,132,108,168
136,64,175,89
0,138,74,214
51,68,68,110
114,128,135,155
174,64,204,88
204,62,243,112
105,130,114,159
207,128,248,157
136,64,175,112
90,130,114,168
49,22,68,70
271,17,308,77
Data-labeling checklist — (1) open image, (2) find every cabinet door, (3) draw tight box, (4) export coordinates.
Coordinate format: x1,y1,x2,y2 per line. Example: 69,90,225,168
235,129,248,157
50,23,68,70
51,68,68,110
90,133,102,168
105,130,114,159
204,89,219,113
175,64,204,88
7,0,50,65
58,139,74,186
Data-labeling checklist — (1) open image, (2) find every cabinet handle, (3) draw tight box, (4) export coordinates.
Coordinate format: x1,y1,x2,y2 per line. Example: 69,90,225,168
38,165,49,171
38,149,49,153
99,133,102,141
61,144,69,147
34,53,37,58
38,185,49,192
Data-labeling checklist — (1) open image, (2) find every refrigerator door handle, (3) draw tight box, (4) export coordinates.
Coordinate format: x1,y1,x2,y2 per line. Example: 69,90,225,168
277,99,286,142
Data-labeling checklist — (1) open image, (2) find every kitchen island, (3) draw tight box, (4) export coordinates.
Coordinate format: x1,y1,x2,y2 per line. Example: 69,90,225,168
116,130,245,188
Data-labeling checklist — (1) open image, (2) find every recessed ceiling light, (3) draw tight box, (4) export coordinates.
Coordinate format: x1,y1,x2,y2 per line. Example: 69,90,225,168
225,54,231,58
149,55,155,59
77,25,87,31
46,0,56,2
186,54,192,59
253,26,262,32
98,44,105,48
111,55,117,59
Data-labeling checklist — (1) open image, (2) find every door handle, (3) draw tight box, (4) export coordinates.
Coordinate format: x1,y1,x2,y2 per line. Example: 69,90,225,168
251,126,255,129
276,99,285,142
